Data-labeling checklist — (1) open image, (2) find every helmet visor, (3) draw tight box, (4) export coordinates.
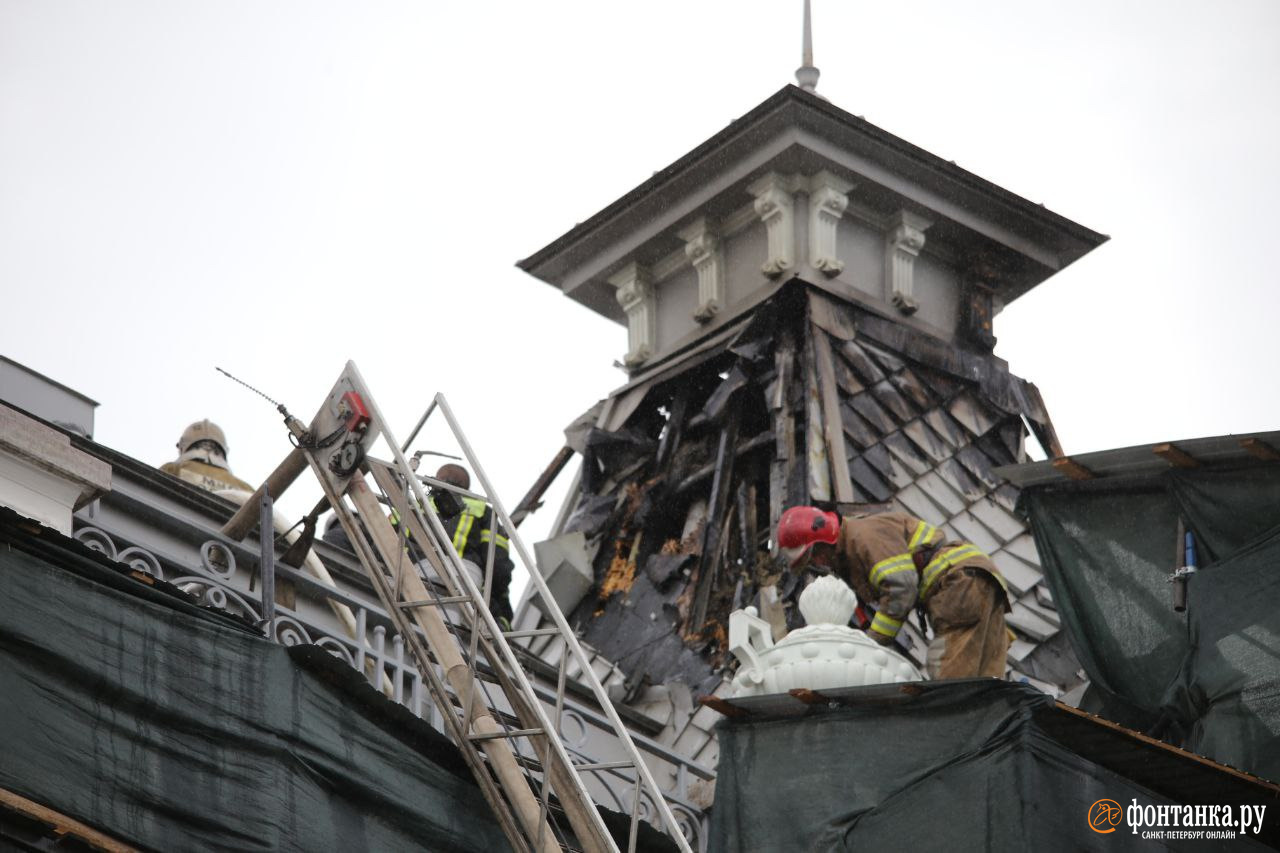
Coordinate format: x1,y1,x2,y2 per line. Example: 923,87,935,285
781,544,813,569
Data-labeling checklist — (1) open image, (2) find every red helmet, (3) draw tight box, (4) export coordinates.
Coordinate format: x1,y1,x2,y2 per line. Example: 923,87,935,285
778,506,840,568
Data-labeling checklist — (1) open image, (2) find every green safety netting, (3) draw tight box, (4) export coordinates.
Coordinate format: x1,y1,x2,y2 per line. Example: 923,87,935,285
1021,463,1280,781
0,520,510,853
709,681,1273,852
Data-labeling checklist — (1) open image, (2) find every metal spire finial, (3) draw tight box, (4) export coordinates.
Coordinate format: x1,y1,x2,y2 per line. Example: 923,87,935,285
795,0,820,92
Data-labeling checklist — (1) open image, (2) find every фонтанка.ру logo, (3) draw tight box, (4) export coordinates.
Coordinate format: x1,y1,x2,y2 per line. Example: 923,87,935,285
1089,800,1124,834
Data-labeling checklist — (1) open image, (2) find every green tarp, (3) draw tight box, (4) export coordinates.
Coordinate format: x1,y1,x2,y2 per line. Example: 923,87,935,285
1022,463,1280,781
0,522,510,852
709,681,1273,852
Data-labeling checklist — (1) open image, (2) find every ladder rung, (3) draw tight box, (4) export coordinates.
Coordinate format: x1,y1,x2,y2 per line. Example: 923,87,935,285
574,760,634,772
470,727,544,742
399,595,472,609
503,628,562,639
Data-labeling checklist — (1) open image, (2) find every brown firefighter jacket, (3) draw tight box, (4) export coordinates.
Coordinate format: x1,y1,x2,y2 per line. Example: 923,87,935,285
833,512,1009,641
159,459,254,494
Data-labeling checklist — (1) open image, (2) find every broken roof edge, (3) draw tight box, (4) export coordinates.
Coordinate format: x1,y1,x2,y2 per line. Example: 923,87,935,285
517,84,1109,286
996,430,1280,489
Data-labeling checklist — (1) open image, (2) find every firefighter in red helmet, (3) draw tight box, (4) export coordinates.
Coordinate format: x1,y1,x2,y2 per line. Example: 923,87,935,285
778,506,1010,679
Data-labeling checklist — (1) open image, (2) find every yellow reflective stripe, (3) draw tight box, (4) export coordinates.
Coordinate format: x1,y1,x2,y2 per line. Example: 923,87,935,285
453,513,475,553
920,544,983,596
869,611,904,638
908,521,937,551
869,553,914,588
461,497,487,518
871,562,916,590
479,530,510,550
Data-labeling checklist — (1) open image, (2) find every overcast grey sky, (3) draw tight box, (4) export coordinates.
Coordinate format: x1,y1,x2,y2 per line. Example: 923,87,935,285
3,1,1278,591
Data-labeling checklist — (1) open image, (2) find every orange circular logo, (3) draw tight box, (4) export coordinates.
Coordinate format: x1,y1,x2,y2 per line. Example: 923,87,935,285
1089,799,1123,834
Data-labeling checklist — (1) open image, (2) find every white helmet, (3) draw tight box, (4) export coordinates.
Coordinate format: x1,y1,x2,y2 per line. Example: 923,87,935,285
178,419,228,455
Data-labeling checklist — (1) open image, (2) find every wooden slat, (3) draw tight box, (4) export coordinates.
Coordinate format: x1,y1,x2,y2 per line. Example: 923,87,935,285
1052,456,1095,481
813,327,856,503
1050,702,1280,794
698,694,750,719
1153,442,1198,469
0,787,137,853
510,445,574,527
788,688,829,705
1241,437,1280,462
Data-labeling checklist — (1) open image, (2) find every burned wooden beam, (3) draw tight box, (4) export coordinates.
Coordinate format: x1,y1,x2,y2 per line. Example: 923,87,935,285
654,389,691,474
813,327,856,503
690,414,740,632
700,364,750,424
1052,456,1096,481
675,431,773,494
510,445,575,527
1153,442,1199,470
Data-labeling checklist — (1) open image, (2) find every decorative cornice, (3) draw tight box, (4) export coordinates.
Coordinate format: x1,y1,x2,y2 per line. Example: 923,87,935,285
885,210,932,315
610,263,657,367
807,170,855,277
748,172,801,278
677,217,726,323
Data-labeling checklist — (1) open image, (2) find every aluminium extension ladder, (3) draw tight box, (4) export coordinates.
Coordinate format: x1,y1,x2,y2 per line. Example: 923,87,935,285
226,362,691,853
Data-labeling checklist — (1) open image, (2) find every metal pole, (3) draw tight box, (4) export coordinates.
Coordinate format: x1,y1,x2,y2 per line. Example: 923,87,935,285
401,398,439,453
259,488,276,636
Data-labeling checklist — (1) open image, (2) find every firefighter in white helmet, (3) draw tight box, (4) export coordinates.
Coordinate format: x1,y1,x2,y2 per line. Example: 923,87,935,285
159,419,254,494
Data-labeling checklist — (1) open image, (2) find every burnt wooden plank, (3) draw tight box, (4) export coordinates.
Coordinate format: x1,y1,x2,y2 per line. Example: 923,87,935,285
848,391,896,435
769,332,798,534
691,415,741,630
840,341,887,385
850,457,893,503
861,443,911,489
901,418,950,463
997,419,1027,463
888,367,934,410
883,430,931,476
955,442,1005,491
700,364,750,423
511,445,575,527
829,345,866,396
655,389,691,473
947,390,1001,438
937,456,983,499
861,341,907,374
870,379,917,423
922,407,970,450
814,328,856,503
808,290,859,341
840,403,879,449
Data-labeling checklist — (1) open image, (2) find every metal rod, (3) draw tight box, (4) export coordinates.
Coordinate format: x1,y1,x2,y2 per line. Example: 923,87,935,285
505,628,562,639
259,488,275,635
400,596,473,608
470,728,545,742
577,761,635,772
401,398,439,453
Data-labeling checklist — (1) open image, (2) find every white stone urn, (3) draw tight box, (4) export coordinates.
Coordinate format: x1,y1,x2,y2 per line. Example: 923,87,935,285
728,575,922,697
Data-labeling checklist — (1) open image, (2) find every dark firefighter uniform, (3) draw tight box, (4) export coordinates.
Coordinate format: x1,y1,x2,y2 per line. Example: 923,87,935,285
835,512,1011,679
438,496,515,625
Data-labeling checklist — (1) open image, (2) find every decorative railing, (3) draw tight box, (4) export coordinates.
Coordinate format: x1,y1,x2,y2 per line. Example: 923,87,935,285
71,516,712,850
